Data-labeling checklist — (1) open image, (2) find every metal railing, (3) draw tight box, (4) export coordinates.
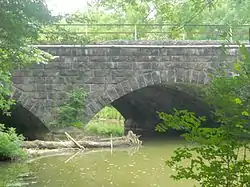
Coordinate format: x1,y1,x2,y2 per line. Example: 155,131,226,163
35,23,250,44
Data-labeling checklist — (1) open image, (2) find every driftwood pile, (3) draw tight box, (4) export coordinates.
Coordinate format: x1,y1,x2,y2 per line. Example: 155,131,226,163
22,131,142,150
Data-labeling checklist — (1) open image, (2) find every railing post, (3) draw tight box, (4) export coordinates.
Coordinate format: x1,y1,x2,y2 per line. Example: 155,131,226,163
182,32,186,40
249,28,250,43
134,24,137,40
229,25,233,42
85,23,88,36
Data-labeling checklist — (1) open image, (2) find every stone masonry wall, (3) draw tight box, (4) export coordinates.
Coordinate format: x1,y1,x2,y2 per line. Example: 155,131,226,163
11,41,240,128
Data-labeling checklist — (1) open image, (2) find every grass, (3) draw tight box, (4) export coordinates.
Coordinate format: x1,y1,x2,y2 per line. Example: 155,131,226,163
84,120,124,137
93,106,124,121
85,106,124,137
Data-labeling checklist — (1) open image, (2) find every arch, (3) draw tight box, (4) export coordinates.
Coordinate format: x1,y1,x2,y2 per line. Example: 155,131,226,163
11,86,46,123
3,85,51,139
85,69,210,123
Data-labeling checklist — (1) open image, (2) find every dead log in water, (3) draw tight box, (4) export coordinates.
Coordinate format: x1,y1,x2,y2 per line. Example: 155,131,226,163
22,140,132,149
22,130,142,150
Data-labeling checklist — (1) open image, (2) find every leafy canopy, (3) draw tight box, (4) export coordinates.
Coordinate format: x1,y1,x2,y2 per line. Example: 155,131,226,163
0,0,53,114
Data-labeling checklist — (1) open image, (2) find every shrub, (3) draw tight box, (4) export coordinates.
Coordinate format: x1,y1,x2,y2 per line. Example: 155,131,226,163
55,88,86,128
0,124,26,161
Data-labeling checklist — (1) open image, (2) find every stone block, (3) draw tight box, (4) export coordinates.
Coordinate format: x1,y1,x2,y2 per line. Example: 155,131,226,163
90,84,105,92
175,68,186,83
120,48,137,56
160,71,168,83
72,56,89,63
89,56,108,63
84,77,106,84
198,71,208,84
99,92,112,105
116,62,133,69
12,77,24,84
111,70,133,77
190,70,199,84
11,88,22,100
166,48,185,56
161,56,171,61
13,70,33,77
107,48,121,56
167,70,176,83
183,70,192,83
138,48,160,56
129,77,140,90
111,76,127,84
86,61,115,69
71,48,86,56
136,74,147,88
95,96,108,107
106,87,119,101
152,62,165,70
36,84,46,91
115,83,125,97
151,71,161,84
92,69,110,77
137,56,161,62
29,63,45,69
85,106,95,118
144,73,154,86
59,69,78,76
159,48,168,56
121,80,133,94
133,62,152,70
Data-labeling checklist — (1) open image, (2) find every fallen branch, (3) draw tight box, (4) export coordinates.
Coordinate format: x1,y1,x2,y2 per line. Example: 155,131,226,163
64,150,82,163
65,132,85,150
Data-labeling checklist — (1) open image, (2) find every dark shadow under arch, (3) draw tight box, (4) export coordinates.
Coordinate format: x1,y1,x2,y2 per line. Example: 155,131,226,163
85,69,209,123
110,84,214,138
0,103,49,140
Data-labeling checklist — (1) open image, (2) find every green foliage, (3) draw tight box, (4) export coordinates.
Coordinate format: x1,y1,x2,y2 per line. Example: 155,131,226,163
0,0,52,161
155,44,250,186
33,0,250,44
36,24,91,44
0,0,53,114
56,88,86,128
93,106,124,121
0,124,26,161
85,106,124,136
85,121,124,137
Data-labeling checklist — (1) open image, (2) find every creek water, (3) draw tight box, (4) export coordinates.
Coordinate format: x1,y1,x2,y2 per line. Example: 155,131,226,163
0,139,196,187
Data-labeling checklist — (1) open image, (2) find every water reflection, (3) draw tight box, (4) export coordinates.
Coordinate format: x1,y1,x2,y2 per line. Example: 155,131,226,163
0,162,36,187
1,140,195,187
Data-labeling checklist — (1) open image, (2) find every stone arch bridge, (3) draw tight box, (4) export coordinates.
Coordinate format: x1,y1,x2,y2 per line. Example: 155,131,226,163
5,40,244,139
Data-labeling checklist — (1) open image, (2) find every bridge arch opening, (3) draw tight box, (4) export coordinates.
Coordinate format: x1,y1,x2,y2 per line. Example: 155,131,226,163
86,84,214,139
110,84,213,139
0,103,49,140
86,70,214,139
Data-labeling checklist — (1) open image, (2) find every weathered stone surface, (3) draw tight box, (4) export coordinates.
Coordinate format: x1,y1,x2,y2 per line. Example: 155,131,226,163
12,40,244,129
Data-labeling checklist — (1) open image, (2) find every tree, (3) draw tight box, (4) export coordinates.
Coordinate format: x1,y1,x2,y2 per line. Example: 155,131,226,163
155,44,250,186
37,0,250,43
0,0,53,114
0,0,53,160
